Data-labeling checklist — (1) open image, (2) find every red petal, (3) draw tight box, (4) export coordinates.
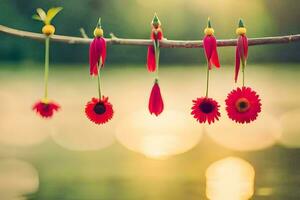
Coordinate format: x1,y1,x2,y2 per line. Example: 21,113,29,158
203,36,213,69
211,48,220,68
89,39,99,76
235,47,241,83
100,38,106,68
237,36,245,59
242,36,248,59
89,38,106,76
147,45,156,72
151,28,163,40
204,36,220,69
148,82,164,116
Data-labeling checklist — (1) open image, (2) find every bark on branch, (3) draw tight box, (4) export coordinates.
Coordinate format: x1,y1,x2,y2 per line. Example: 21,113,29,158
1,24,300,48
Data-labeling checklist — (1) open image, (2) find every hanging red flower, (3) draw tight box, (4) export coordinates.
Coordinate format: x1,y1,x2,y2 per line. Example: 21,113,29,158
85,96,114,124
89,18,106,76
32,7,62,119
225,87,261,123
235,19,248,82
191,97,220,124
148,79,164,116
33,99,60,118
147,14,163,72
203,19,220,69
86,18,114,125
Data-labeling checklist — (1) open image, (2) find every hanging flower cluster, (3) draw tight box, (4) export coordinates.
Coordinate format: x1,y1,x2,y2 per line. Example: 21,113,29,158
32,7,63,118
85,18,114,125
190,18,261,124
147,14,164,117
225,19,261,124
30,8,262,125
191,19,221,124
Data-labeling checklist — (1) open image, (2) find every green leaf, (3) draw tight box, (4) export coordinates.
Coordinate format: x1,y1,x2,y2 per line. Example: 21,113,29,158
32,14,42,21
36,8,46,21
45,7,63,24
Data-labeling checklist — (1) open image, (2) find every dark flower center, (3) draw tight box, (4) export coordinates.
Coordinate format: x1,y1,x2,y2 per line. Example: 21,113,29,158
42,103,50,111
93,103,106,115
235,98,250,113
199,101,214,114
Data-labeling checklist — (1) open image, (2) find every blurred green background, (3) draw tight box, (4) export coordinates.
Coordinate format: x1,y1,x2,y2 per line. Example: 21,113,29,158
1,0,300,64
1,1,300,200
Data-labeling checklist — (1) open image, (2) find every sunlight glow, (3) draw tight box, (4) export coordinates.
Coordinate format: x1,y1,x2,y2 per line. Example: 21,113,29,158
205,112,282,151
206,157,255,200
279,109,300,148
115,110,203,159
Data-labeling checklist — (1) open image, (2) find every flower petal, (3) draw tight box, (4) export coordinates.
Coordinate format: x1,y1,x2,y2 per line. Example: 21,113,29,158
235,47,241,83
148,82,164,116
147,45,156,72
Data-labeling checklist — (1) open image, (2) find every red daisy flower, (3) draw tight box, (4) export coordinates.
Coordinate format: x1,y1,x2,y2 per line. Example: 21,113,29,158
85,96,114,124
89,37,106,76
147,14,163,72
203,19,220,70
32,99,60,118
191,97,220,124
235,19,248,82
148,80,164,116
225,87,261,124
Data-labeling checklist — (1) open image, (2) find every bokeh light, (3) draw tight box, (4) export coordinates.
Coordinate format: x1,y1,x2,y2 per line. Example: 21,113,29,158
115,110,203,159
205,112,282,151
0,84,54,146
279,109,300,148
206,157,255,200
50,85,115,151
0,159,39,200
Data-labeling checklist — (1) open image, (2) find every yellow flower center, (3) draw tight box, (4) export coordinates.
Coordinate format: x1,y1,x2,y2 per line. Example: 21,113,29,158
42,25,55,36
41,98,50,104
94,28,104,38
236,27,247,35
204,28,214,36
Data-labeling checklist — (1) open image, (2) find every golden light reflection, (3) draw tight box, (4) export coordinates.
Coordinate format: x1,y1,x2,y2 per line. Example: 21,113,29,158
206,157,255,200
279,109,300,148
205,112,282,151
115,110,203,159
0,159,39,200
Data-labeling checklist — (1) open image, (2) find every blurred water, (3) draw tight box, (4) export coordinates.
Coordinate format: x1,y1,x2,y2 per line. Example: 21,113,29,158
0,63,299,200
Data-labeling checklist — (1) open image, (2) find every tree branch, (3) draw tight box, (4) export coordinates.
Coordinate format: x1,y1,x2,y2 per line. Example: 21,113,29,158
1,24,300,48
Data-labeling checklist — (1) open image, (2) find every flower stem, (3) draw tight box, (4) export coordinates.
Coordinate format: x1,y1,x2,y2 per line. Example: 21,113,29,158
205,65,210,97
97,59,102,99
242,68,245,87
154,40,160,79
44,37,50,99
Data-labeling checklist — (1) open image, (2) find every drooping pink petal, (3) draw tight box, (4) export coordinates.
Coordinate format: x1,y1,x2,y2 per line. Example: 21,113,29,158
242,35,248,59
99,38,106,68
203,35,220,69
237,35,249,68
211,46,220,68
235,47,241,82
203,36,213,69
237,36,245,60
89,37,106,76
148,82,164,116
147,45,156,72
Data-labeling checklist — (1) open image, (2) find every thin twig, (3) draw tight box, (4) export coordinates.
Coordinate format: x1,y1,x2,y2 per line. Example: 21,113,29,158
1,24,300,48
79,28,88,39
